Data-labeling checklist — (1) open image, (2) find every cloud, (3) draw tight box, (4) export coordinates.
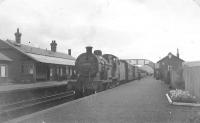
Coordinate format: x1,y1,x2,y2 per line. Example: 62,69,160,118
1,0,200,62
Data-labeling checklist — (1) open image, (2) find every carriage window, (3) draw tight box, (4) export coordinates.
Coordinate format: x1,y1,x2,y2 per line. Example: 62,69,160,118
0,64,8,77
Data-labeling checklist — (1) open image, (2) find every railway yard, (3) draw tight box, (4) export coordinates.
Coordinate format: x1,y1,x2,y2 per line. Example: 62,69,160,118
3,77,200,123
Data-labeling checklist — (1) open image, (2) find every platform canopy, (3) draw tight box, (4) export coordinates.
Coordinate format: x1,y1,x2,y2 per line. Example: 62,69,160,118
0,52,13,61
26,53,75,66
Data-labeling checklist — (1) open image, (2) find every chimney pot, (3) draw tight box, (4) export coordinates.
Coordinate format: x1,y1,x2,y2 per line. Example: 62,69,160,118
50,40,57,52
68,49,71,56
14,28,22,44
177,48,179,58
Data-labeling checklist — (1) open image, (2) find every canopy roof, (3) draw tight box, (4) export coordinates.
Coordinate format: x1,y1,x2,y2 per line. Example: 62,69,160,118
27,53,74,65
0,39,75,65
0,52,12,61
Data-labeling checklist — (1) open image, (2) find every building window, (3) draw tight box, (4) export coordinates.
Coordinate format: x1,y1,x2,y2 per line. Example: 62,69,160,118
57,67,59,75
21,63,34,75
168,65,172,71
168,54,172,59
50,68,53,77
0,64,8,77
60,68,63,76
66,66,69,75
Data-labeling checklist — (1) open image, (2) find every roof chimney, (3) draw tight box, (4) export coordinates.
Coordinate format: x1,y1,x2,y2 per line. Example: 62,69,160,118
86,46,93,54
50,40,57,52
177,48,179,58
68,49,71,56
14,28,22,44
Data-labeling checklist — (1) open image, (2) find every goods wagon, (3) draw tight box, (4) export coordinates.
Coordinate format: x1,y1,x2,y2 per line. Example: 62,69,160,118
127,63,134,81
119,60,137,83
119,60,126,83
133,66,139,80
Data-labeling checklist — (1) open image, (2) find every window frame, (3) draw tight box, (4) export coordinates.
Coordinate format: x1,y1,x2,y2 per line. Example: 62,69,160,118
21,63,34,75
0,64,8,78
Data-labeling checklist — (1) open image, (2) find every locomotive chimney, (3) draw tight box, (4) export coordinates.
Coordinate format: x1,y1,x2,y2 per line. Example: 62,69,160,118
68,49,71,56
86,46,93,54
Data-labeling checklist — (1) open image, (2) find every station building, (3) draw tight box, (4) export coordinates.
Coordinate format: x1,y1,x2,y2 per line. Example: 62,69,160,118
0,29,76,84
157,50,184,88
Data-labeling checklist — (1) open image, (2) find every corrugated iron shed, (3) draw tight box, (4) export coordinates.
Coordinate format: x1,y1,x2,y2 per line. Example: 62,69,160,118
183,61,200,67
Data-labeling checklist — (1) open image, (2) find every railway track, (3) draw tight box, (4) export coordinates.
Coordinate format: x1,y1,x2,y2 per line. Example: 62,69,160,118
0,90,75,122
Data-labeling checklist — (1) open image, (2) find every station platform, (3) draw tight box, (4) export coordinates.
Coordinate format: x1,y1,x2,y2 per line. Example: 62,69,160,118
5,77,199,123
0,80,75,92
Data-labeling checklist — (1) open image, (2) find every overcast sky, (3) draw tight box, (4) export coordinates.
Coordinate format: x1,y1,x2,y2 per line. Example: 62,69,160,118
0,0,200,62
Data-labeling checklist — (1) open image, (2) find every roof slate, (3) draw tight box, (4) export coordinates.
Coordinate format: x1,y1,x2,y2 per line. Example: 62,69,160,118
4,40,75,60
157,52,184,63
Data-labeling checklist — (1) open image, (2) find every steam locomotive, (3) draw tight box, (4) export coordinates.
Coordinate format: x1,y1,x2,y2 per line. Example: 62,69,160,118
68,46,140,97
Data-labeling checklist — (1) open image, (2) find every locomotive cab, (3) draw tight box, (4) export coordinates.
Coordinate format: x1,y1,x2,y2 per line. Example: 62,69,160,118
103,54,120,86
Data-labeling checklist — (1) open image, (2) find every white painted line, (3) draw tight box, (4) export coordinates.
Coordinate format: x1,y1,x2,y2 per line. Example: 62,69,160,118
165,93,172,104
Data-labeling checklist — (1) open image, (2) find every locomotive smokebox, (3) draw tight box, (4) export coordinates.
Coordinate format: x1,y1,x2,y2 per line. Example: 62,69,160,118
86,46,93,54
